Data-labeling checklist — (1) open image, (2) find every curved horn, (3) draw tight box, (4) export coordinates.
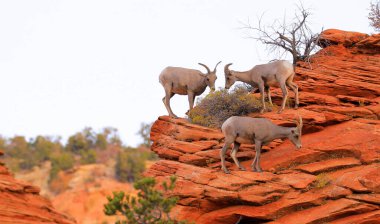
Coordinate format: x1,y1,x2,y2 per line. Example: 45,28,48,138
198,63,211,74
213,61,222,72
296,115,303,129
224,63,233,76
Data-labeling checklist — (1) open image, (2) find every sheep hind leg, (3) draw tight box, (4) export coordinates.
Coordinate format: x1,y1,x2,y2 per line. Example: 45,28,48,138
220,139,233,174
163,89,177,118
231,142,245,171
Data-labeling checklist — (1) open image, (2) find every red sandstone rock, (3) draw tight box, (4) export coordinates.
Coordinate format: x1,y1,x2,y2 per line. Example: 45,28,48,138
0,151,76,224
145,29,380,224
270,198,378,224
295,157,361,174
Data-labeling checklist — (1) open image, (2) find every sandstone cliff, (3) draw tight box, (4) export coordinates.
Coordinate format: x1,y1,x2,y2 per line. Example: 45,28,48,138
146,29,380,224
0,150,76,224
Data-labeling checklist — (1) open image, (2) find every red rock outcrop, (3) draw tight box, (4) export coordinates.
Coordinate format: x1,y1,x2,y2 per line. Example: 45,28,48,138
0,151,76,224
146,29,380,224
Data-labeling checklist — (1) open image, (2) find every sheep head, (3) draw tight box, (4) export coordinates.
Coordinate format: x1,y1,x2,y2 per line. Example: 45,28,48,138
199,61,221,92
224,63,236,90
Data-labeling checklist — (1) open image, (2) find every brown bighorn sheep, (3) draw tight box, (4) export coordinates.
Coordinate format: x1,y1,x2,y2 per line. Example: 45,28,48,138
220,116,303,173
224,60,299,113
159,61,221,118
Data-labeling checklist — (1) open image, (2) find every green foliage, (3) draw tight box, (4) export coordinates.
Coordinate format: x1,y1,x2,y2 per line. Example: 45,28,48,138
50,152,75,181
96,133,108,150
80,149,97,164
137,122,153,147
115,148,147,182
104,176,187,224
189,85,261,128
66,133,90,153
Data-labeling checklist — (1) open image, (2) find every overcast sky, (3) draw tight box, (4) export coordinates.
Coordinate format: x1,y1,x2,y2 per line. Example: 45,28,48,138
0,0,374,146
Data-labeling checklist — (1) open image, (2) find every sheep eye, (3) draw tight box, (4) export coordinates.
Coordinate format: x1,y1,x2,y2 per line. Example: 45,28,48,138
294,135,299,138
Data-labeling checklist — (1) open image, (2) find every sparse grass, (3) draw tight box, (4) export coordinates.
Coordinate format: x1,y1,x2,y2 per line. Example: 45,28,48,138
189,85,262,128
314,173,331,188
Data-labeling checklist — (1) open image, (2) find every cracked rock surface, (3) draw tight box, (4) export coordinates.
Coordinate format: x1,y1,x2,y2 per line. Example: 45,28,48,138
146,29,380,224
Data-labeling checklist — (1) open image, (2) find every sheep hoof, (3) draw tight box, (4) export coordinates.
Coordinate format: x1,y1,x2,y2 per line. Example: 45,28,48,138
267,108,273,112
260,109,265,114
222,168,230,174
170,114,179,119
239,167,246,171
277,110,283,114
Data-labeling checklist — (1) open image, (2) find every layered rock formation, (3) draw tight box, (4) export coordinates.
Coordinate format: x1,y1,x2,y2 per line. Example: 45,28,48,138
0,150,76,224
146,29,380,224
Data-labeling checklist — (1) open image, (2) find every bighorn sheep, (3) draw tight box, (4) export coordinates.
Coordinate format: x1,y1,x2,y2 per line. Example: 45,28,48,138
220,116,303,173
159,61,221,118
224,60,299,113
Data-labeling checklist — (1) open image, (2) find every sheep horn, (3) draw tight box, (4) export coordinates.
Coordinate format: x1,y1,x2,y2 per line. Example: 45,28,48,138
224,63,233,76
213,61,222,72
295,115,303,129
198,63,211,74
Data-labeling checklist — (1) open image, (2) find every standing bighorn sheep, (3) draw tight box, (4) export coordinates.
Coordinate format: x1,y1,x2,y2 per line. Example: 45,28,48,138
159,61,221,118
224,60,299,113
220,116,303,173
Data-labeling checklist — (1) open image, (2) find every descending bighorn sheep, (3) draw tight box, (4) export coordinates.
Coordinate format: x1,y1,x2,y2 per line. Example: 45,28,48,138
220,116,303,173
159,61,221,118
224,60,299,113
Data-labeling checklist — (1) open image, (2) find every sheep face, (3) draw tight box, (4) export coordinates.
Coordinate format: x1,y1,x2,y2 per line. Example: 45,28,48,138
206,73,217,91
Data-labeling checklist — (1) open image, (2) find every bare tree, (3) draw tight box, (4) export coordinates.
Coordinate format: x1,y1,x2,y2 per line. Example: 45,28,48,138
369,1,380,31
242,4,322,65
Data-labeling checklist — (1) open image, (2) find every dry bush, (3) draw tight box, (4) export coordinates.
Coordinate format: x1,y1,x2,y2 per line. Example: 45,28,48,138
188,85,261,128
369,1,380,31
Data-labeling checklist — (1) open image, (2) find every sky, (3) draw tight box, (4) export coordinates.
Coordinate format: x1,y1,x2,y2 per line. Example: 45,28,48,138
0,0,374,147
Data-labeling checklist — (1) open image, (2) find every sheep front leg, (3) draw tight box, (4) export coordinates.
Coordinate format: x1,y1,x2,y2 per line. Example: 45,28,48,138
278,83,288,114
186,91,196,115
258,82,266,113
253,140,263,172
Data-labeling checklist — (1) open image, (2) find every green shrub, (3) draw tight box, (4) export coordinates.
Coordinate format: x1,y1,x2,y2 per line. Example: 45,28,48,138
115,148,146,182
104,176,187,224
188,85,261,128
80,149,97,164
49,152,75,181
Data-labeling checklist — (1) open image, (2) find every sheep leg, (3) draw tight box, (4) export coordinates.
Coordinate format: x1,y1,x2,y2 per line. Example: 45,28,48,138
231,142,245,171
265,86,273,111
221,139,233,174
250,86,258,94
258,82,266,113
254,140,263,172
185,91,196,115
278,83,288,114
287,81,299,109
163,87,178,118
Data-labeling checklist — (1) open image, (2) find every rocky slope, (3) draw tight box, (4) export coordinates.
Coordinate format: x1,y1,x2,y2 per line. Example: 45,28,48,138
0,150,76,224
146,29,380,224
